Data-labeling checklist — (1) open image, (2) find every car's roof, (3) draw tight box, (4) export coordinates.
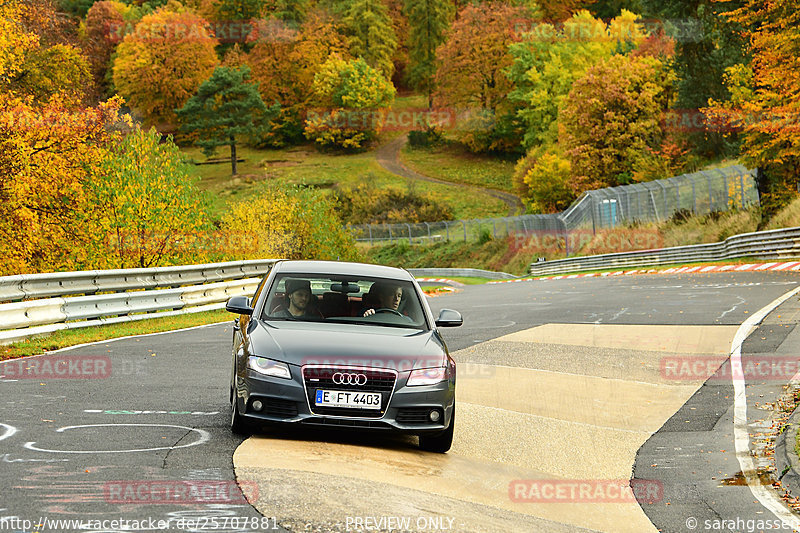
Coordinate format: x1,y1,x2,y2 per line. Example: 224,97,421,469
272,260,413,280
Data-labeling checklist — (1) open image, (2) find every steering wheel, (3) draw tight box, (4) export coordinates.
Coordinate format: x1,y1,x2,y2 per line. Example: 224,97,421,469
373,308,403,317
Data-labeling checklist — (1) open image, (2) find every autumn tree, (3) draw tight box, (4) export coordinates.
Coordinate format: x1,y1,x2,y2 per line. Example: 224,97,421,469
177,65,273,176
434,2,530,152
263,0,309,24
90,127,213,269
404,0,454,108
112,6,219,127
0,98,125,274
641,0,747,158
560,54,674,192
215,0,266,21
0,3,39,92
508,10,644,149
343,0,398,78
304,56,395,151
705,1,800,215
517,148,576,213
85,0,127,94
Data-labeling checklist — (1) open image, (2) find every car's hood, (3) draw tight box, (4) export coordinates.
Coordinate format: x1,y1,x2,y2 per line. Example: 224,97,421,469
248,320,447,370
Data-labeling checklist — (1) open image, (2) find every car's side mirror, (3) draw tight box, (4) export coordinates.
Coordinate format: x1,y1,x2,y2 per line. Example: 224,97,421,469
226,295,253,316
435,309,462,327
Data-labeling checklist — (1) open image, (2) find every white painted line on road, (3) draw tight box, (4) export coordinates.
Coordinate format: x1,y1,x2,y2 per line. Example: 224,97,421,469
0,423,17,442
730,285,800,530
23,424,211,454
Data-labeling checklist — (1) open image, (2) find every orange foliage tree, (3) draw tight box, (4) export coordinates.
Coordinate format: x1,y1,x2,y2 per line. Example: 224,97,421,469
112,5,219,128
706,1,800,215
434,2,530,152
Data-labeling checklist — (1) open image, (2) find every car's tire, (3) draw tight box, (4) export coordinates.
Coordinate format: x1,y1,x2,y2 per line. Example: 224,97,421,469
230,395,253,436
418,407,454,453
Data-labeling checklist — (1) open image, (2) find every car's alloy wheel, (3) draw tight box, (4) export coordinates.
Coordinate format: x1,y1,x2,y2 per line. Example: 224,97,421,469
418,406,454,453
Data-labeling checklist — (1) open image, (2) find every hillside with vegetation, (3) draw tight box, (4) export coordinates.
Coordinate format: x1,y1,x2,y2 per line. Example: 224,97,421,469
1,0,798,276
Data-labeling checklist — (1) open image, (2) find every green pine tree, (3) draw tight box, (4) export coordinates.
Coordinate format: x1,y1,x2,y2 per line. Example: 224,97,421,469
176,66,272,177
343,0,398,78
404,0,454,109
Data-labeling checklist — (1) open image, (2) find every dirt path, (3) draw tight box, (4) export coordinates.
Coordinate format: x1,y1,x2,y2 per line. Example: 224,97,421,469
375,134,525,216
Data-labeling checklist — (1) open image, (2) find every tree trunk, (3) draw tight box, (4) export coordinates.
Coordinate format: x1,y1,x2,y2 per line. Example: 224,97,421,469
230,135,237,176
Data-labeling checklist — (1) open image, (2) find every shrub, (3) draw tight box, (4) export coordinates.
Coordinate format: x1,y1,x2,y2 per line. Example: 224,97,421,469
334,182,452,224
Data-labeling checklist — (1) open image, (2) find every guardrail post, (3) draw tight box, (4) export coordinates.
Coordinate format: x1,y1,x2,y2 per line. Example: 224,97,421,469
446,222,450,242
692,178,697,213
368,225,373,245
462,220,467,242
424,222,431,239
492,220,497,238
406,223,412,244
740,173,746,208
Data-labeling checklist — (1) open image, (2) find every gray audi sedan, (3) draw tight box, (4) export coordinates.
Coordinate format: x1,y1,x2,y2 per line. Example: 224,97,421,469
225,260,462,452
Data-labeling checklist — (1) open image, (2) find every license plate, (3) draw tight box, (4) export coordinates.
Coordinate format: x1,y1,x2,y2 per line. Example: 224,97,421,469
315,389,381,409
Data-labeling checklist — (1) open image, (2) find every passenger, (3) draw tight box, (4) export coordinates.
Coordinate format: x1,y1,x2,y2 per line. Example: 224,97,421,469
274,279,320,318
363,282,404,317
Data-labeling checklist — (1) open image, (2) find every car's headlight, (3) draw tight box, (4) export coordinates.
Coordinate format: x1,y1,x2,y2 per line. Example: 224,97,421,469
247,357,291,379
407,367,447,386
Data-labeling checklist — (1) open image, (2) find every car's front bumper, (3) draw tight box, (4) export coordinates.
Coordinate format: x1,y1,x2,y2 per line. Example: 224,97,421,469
234,367,455,435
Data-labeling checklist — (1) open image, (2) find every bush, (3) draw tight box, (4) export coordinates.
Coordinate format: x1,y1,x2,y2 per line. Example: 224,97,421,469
408,127,444,148
221,185,360,261
334,182,452,224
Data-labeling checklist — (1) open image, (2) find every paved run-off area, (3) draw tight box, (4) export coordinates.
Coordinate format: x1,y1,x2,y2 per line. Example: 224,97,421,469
235,323,740,532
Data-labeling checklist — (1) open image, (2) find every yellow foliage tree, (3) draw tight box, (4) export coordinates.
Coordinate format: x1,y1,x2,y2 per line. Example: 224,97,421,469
0,97,125,275
112,5,219,127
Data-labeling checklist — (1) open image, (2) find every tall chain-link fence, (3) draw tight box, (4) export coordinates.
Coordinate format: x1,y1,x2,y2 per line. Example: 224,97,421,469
348,165,759,249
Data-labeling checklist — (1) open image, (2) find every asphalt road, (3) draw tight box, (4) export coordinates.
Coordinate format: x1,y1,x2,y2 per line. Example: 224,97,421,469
1,272,799,532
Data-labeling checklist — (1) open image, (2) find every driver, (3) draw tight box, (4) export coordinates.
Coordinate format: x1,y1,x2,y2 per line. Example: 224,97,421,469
363,282,403,317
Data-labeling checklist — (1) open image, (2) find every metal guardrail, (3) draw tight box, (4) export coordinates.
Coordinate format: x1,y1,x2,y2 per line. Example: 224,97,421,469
528,227,800,276
0,259,278,345
409,268,517,280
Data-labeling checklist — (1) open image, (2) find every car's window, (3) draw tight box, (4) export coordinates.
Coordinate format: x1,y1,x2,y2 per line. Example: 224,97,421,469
261,274,427,329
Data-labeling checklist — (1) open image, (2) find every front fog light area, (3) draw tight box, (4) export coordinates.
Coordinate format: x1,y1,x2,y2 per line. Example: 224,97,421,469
247,357,291,379
407,367,447,386
429,409,441,422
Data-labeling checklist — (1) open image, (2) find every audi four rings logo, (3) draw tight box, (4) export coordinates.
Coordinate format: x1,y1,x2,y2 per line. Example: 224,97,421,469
332,372,368,385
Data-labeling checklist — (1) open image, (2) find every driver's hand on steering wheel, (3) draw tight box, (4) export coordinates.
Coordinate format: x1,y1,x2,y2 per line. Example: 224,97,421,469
363,308,376,317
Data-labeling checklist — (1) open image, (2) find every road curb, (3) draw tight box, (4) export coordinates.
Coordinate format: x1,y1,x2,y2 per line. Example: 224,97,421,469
487,261,800,284
775,403,800,499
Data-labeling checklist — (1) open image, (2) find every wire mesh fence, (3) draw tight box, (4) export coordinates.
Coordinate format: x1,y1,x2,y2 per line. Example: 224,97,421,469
348,165,759,249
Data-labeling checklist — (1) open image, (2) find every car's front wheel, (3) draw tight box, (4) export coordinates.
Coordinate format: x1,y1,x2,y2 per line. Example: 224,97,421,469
418,406,454,453
230,395,253,436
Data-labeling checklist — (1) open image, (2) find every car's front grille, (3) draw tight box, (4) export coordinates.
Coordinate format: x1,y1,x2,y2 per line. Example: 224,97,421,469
396,407,432,425
302,366,397,418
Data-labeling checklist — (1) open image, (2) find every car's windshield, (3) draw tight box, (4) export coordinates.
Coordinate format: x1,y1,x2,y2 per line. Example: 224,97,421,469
261,274,427,329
